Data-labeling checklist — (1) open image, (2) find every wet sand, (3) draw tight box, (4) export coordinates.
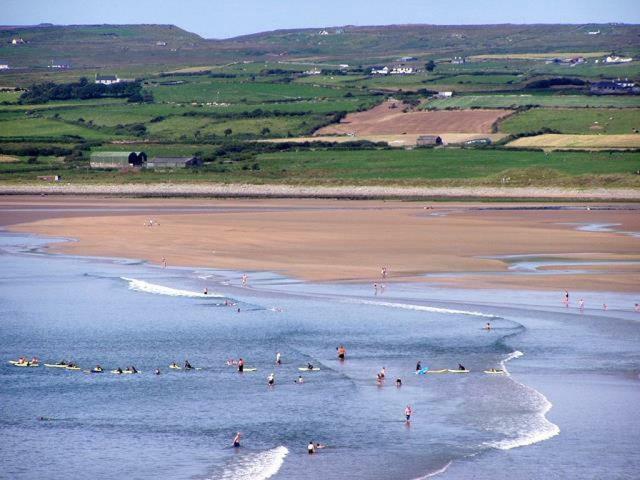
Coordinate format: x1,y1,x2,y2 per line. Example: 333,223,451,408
2,196,639,292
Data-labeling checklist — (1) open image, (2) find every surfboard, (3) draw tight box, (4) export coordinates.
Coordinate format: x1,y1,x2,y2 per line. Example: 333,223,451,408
298,367,321,371
427,369,448,374
447,369,470,373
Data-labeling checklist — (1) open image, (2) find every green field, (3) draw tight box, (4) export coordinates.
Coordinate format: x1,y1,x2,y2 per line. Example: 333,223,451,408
425,94,640,109
0,116,115,140
2,148,638,188
500,108,640,135
150,77,352,104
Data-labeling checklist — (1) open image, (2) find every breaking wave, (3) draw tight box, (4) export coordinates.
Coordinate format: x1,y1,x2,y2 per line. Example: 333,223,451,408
352,299,497,318
488,350,560,450
217,446,288,480
412,460,453,479
121,277,224,298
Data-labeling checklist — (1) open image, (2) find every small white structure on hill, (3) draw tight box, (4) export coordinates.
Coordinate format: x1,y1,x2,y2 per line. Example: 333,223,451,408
588,30,601,35
95,74,120,85
451,56,466,64
437,91,453,98
371,66,389,75
605,56,633,64
391,66,414,75
0,64,9,70
303,68,322,75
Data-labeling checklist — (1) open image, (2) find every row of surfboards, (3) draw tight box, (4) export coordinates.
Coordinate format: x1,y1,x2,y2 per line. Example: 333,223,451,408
416,368,506,375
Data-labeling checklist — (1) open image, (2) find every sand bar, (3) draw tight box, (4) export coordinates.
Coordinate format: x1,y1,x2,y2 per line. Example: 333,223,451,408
2,196,639,292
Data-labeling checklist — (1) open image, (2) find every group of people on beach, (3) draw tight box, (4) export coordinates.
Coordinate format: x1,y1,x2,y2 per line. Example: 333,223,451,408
563,290,639,312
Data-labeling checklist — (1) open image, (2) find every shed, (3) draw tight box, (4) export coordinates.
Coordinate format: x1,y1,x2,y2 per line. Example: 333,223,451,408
90,151,147,169
146,157,203,169
416,135,443,147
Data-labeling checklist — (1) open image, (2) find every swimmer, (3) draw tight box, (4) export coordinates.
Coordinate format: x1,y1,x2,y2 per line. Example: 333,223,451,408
564,290,569,306
296,375,304,384
241,274,248,287
484,322,491,330
315,443,326,450
232,432,241,448
396,378,402,387
155,368,161,375
405,405,412,422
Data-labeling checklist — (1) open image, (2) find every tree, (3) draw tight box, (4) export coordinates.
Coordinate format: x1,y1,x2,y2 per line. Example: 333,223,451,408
224,128,233,137
261,127,271,135
425,60,436,72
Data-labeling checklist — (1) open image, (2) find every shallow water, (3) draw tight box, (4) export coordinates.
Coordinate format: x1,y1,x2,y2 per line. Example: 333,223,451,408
0,232,638,479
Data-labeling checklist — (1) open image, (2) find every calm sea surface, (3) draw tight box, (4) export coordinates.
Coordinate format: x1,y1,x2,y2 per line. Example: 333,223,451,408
1,232,638,479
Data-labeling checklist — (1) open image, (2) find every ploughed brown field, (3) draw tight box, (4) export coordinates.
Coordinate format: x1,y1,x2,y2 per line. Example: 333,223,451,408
315,100,513,136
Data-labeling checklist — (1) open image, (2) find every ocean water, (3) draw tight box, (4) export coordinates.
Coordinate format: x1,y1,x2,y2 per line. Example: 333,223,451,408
0,232,639,480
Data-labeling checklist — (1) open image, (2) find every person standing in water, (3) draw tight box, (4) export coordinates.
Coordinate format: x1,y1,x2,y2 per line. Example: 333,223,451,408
275,352,281,366
484,322,492,331
267,372,275,386
241,274,248,287
564,290,569,306
203,287,208,295
579,299,585,312
162,257,167,268
405,405,412,422
416,360,422,371
307,441,316,454
238,358,244,372
232,432,241,448
396,378,402,387
337,345,346,361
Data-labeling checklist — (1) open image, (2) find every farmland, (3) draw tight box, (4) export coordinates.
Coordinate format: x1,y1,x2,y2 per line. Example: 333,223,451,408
500,108,640,135
0,22,639,194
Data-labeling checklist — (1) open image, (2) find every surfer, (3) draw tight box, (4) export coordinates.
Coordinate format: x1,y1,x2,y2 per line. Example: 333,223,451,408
296,375,304,383
337,345,346,360
170,362,180,369
203,287,208,295
154,368,161,375
458,363,466,371
416,360,422,371
232,432,241,448
379,367,386,379
238,358,244,372
115,367,123,374
315,443,326,450
307,441,316,454
93,365,103,373
184,360,193,370
307,362,314,370
396,378,402,387
267,372,275,386
405,405,412,422
276,352,281,365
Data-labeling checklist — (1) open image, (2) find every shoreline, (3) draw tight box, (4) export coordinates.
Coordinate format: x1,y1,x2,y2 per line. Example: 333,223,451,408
2,196,639,293
1,183,640,201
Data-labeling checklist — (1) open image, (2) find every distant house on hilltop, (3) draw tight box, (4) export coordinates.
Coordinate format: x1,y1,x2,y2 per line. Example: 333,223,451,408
451,56,466,65
90,151,147,169
590,80,639,95
371,66,389,75
95,74,120,85
146,157,203,169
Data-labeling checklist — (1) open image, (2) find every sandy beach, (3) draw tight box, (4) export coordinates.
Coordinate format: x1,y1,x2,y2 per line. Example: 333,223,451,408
2,196,639,292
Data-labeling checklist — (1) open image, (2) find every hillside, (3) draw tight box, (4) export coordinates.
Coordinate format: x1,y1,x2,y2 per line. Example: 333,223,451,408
1,23,639,71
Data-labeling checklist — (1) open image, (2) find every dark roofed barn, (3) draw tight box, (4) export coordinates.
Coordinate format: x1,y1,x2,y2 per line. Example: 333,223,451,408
146,157,203,169
90,151,147,169
416,135,443,147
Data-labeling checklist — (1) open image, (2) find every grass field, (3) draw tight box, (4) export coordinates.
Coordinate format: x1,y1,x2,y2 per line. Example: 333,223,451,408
425,94,640,109
469,52,611,60
150,78,352,104
2,148,638,187
0,91,20,103
506,134,640,150
500,108,640,135
0,116,116,140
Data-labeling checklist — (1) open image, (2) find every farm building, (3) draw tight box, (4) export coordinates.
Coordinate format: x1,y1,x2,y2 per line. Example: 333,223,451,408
146,157,203,169
90,151,147,169
95,74,120,85
590,80,639,95
416,135,443,146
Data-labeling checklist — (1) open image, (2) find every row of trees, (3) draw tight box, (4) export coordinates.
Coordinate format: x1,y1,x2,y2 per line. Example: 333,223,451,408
19,78,152,104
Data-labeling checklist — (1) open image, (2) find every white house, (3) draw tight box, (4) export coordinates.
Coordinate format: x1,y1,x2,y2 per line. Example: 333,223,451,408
303,69,322,75
437,91,453,98
605,56,633,64
588,30,600,35
371,66,389,75
451,56,466,64
390,66,414,75
95,74,120,85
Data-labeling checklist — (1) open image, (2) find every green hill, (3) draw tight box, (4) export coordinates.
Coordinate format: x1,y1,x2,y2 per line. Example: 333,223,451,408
1,23,638,71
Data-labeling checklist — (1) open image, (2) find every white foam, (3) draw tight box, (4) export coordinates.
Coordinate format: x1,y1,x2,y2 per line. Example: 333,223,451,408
412,460,453,479
121,277,223,298
489,350,560,450
218,445,288,480
353,299,496,318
